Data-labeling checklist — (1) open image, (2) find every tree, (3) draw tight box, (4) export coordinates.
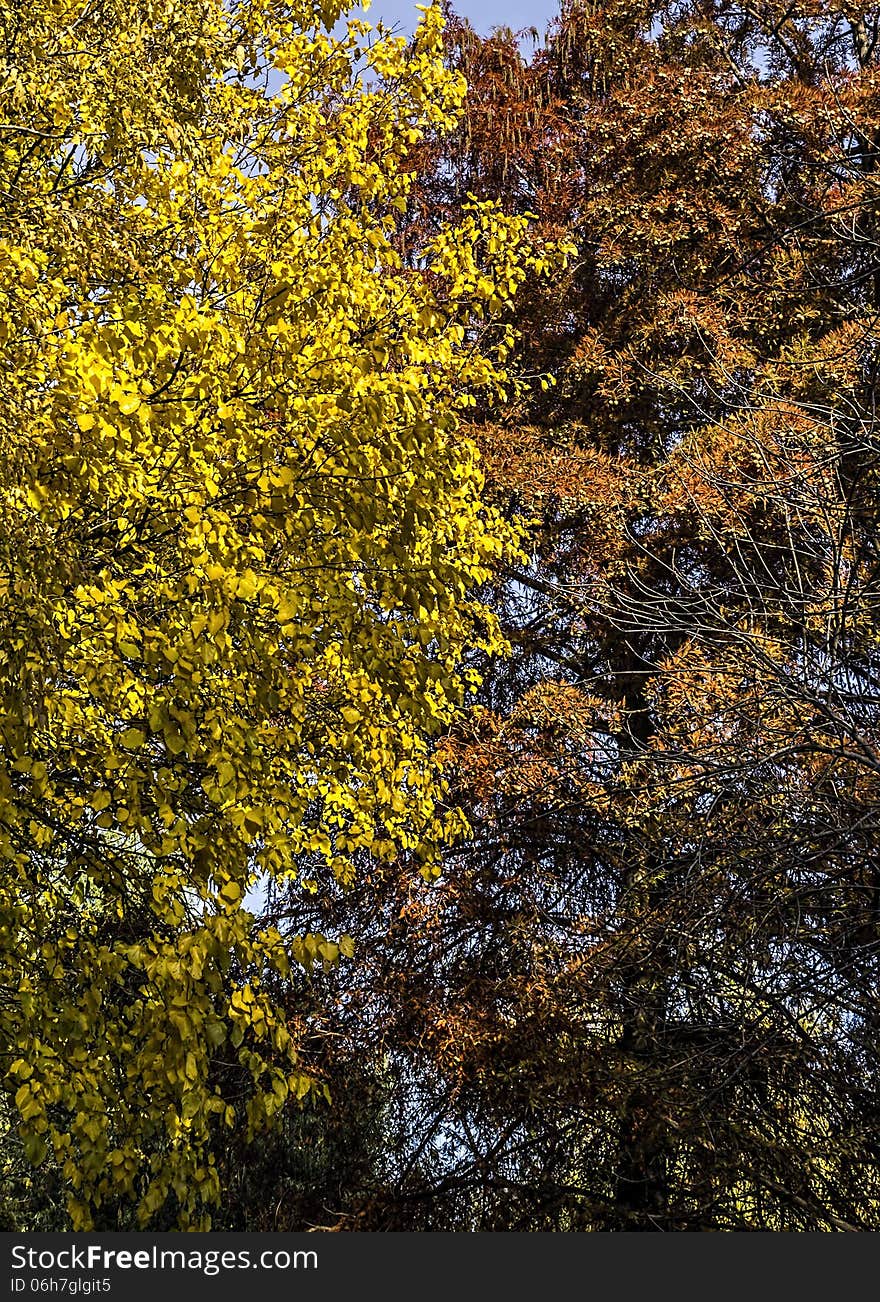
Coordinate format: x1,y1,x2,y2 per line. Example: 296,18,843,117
273,1,880,1230
0,0,546,1229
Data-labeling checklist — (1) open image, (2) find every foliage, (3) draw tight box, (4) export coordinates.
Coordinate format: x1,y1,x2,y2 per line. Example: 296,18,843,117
0,0,545,1228
268,0,880,1231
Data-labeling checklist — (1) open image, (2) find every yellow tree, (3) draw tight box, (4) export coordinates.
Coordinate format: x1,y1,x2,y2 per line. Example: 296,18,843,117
0,0,544,1227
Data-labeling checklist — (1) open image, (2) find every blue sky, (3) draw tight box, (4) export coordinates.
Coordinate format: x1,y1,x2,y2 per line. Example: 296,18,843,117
353,0,559,37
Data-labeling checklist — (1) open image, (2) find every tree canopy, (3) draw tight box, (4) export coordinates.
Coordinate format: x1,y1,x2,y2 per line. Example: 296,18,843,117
7,0,880,1234
0,0,547,1228
261,0,880,1231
